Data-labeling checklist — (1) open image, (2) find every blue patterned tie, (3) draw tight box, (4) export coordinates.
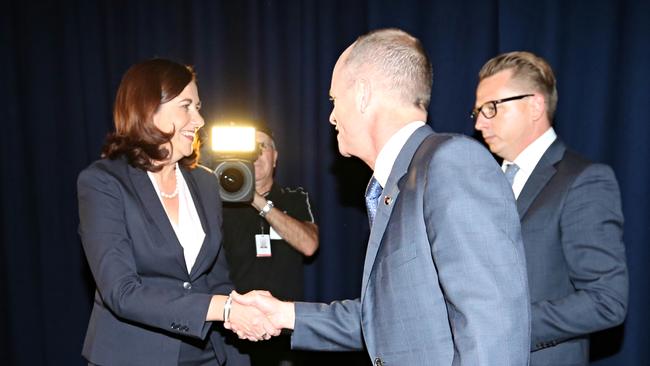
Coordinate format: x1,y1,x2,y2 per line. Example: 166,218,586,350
504,163,520,187
365,176,383,227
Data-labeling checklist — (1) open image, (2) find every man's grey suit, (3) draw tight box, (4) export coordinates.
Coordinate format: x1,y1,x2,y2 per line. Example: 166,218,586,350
520,139,627,366
291,125,531,365
78,158,246,366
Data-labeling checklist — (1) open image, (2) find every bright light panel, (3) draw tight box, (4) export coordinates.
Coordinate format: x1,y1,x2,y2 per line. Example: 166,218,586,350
211,126,256,152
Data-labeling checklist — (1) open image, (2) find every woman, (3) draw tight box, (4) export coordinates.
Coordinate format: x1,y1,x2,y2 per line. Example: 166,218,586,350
78,59,271,366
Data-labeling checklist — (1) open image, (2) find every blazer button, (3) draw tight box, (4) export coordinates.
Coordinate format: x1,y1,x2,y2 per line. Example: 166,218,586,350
182,282,192,290
374,357,384,366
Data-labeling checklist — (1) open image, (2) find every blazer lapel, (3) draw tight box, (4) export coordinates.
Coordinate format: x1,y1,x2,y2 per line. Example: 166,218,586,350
361,125,433,299
517,139,566,218
181,168,214,279
128,165,187,273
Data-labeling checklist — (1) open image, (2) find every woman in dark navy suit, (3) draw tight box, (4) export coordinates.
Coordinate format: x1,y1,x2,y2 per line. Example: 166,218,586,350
78,59,275,366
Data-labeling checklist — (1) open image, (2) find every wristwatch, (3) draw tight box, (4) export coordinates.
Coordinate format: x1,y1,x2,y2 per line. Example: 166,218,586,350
259,200,274,217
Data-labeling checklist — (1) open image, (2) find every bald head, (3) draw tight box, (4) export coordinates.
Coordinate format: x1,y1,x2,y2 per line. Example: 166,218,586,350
341,28,433,111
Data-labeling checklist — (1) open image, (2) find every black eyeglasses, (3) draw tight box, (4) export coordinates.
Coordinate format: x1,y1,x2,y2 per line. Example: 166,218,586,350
471,94,534,120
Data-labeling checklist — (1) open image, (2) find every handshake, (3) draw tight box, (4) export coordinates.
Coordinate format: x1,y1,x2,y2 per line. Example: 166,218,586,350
221,290,295,341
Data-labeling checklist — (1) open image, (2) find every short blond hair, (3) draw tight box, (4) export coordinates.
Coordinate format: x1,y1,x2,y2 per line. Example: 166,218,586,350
479,51,558,121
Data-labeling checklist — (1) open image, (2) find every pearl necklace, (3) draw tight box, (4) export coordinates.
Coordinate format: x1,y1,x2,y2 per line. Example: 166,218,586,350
159,166,180,199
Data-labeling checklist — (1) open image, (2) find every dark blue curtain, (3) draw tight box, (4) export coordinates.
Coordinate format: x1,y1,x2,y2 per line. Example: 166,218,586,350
1,0,647,365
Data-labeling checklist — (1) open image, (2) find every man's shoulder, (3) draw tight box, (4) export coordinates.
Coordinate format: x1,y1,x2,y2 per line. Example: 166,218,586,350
558,148,616,180
273,185,315,221
414,132,496,166
278,186,310,196
542,145,620,201
559,148,592,169
422,132,487,151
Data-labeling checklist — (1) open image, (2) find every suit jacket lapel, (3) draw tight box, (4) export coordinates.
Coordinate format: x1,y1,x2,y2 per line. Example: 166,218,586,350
517,139,566,218
181,168,214,279
361,125,434,299
128,164,187,273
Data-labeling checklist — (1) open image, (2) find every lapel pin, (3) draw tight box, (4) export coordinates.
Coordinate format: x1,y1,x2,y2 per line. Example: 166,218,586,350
384,196,392,205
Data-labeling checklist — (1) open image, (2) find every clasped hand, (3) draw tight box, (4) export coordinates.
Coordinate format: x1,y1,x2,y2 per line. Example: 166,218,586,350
223,290,285,341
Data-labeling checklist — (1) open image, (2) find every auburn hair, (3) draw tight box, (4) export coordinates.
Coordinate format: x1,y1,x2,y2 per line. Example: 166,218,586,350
102,58,200,171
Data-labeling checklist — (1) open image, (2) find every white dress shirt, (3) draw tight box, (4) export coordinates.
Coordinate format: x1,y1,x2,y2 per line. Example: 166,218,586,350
148,164,206,273
373,121,426,186
503,127,557,199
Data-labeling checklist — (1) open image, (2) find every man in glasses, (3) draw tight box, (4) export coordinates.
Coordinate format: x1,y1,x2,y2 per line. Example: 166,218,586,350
221,122,319,365
474,51,628,366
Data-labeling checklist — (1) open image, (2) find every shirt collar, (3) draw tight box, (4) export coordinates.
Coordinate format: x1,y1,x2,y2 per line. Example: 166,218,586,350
374,121,425,186
503,127,557,174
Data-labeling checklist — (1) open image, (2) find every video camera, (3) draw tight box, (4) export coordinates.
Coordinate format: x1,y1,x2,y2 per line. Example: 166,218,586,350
210,124,261,203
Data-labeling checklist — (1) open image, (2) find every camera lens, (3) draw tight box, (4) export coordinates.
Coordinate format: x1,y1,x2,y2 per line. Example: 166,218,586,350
213,159,254,202
219,168,245,193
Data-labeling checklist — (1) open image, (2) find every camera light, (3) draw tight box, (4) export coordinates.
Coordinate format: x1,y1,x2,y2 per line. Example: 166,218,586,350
211,125,256,153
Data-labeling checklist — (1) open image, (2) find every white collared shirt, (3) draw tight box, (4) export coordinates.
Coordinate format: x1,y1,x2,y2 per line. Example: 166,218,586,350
148,164,206,273
503,127,557,199
373,121,426,186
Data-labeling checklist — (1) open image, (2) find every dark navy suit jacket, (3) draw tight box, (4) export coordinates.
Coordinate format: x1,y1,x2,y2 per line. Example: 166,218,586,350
78,158,244,366
520,139,627,366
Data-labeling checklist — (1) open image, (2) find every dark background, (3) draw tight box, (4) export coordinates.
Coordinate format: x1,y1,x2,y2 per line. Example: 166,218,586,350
1,0,648,365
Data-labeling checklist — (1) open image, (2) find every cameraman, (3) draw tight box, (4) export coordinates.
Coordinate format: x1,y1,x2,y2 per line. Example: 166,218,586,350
221,122,318,366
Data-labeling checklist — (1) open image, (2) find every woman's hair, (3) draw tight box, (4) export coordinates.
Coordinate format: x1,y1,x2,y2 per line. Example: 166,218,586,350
102,58,200,171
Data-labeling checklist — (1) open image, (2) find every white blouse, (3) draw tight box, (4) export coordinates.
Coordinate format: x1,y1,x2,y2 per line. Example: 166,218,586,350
148,164,206,273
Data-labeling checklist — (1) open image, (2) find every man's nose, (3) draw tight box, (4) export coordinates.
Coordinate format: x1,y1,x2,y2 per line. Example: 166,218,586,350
329,110,336,126
474,114,489,131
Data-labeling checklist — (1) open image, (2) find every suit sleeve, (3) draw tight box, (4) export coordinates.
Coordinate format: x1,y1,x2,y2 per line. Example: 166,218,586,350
77,166,214,339
531,163,627,350
424,138,531,365
290,299,364,351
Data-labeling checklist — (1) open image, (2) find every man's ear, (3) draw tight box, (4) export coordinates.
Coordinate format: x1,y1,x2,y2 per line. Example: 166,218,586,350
272,149,278,168
355,78,371,113
530,93,546,122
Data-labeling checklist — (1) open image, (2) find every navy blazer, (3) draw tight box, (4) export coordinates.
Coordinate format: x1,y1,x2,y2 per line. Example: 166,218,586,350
291,126,531,365
78,158,242,366
520,139,628,366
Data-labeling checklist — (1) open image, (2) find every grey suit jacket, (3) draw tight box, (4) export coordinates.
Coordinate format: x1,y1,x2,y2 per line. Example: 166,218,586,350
520,139,627,366
78,158,245,366
291,126,531,365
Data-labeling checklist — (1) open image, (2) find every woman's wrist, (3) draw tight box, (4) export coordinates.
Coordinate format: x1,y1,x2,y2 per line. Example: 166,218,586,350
223,294,233,322
206,294,229,321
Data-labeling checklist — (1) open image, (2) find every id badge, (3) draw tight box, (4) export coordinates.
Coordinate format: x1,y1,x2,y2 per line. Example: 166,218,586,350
255,234,272,257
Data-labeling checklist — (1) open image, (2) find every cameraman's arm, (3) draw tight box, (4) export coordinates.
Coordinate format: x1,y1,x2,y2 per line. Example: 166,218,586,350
252,192,319,257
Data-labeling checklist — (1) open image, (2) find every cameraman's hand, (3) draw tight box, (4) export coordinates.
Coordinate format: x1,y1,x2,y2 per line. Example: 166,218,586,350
251,192,267,211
